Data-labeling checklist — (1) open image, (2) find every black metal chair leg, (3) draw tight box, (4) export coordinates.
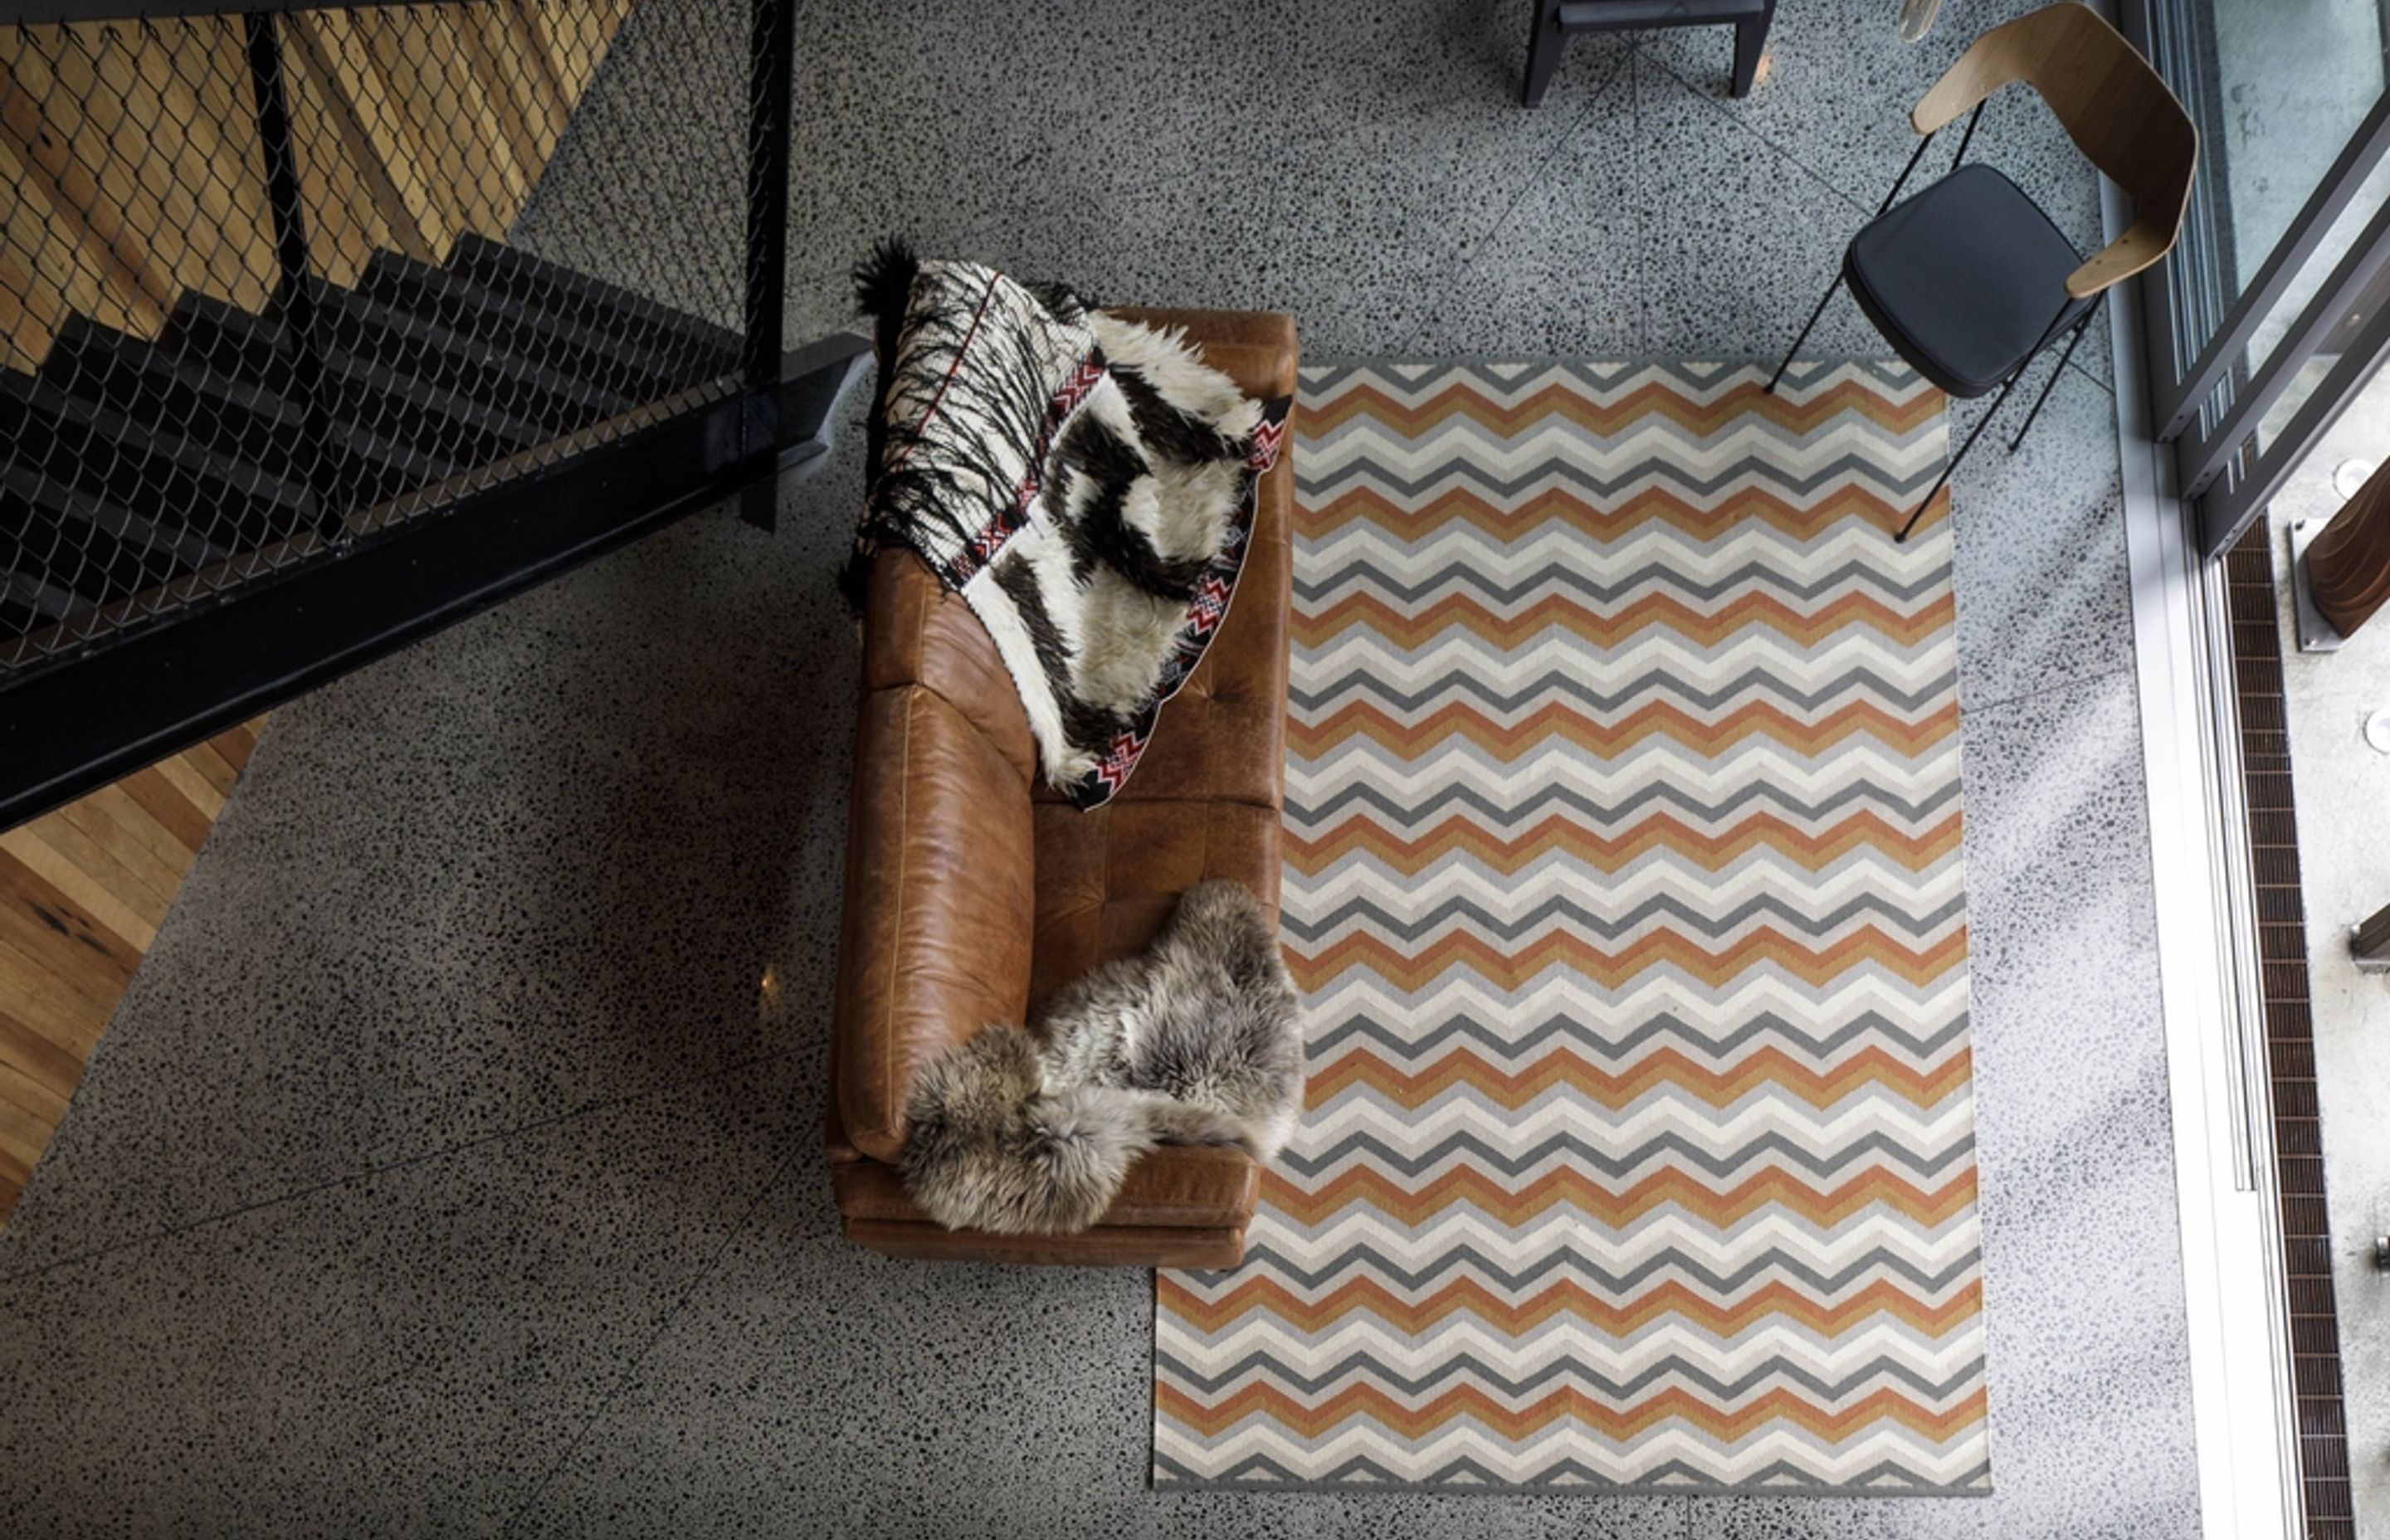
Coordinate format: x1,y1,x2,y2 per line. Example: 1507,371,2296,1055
1764,271,1842,395
1895,373,2024,543
2005,303,2100,453
1523,0,1565,107
1730,2,1775,97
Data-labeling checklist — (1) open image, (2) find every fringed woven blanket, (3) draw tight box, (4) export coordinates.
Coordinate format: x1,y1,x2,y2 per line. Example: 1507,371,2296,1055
845,242,1290,807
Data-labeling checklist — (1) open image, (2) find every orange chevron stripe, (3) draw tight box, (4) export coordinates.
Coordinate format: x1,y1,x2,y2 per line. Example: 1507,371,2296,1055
1158,1274,1985,1341
1262,1164,1979,1231
1288,699,1960,763
1295,483,1949,543
1287,924,1970,993
1299,376,1942,441
1303,1042,1976,1114
1288,809,1963,879
1158,1378,1990,1445
1295,588,1957,651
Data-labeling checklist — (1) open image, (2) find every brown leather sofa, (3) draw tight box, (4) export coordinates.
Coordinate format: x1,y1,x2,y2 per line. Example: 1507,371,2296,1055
827,309,1300,1267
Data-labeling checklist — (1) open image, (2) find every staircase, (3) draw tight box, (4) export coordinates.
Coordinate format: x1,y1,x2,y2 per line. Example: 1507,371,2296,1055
1,235,744,655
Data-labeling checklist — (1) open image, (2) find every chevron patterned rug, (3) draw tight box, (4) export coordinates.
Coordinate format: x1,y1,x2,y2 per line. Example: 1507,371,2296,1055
1151,360,1987,1494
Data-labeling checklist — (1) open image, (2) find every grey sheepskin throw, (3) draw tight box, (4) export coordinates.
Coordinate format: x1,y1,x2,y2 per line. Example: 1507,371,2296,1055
844,241,1291,807
900,882,1305,1235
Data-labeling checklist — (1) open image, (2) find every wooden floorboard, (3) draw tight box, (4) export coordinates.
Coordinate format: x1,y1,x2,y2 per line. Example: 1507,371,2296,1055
0,718,266,1231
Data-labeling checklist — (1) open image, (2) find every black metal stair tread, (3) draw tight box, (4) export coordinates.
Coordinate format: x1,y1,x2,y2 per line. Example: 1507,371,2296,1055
44,313,310,467
356,251,720,401
43,311,464,527
444,234,741,373
312,282,648,429
1,485,195,604
0,370,311,548
163,291,554,469
2,566,84,626
5,358,314,510
0,592,58,645
1,460,229,573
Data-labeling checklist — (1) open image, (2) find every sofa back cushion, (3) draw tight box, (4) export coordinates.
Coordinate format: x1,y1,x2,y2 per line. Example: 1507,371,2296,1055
832,552,1036,1163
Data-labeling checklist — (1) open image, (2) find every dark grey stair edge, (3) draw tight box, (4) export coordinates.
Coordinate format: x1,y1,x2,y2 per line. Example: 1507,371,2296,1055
43,314,309,466
314,282,646,423
1,461,228,572
164,292,556,461
445,232,742,362
2,566,85,623
1,488,189,601
1,364,315,517
27,322,456,539
357,251,716,398
115,309,473,486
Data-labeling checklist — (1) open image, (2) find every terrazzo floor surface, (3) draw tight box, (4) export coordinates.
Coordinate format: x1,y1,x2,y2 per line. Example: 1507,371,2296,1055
0,1,2199,1534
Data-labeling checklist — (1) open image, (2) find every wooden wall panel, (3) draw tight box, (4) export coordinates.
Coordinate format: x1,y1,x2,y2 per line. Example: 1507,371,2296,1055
1,0,637,370
0,718,263,1226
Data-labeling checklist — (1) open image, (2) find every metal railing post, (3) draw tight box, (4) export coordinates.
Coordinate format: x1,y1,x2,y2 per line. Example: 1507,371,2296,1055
241,10,340,536
738,0,796,531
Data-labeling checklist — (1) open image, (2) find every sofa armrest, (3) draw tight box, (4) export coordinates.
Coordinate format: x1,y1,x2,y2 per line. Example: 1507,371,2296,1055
831,555,1039,1165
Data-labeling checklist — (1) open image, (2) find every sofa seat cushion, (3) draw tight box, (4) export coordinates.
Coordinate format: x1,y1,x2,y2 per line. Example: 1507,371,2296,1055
1029,798,1285,1011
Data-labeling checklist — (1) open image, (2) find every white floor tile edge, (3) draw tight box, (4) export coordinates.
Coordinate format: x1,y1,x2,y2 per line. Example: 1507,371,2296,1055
2109,181,2300,1540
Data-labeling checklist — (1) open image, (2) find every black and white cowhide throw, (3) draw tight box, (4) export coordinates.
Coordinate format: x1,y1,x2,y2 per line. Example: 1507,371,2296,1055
845,241,1291,807
900,882,1304,1236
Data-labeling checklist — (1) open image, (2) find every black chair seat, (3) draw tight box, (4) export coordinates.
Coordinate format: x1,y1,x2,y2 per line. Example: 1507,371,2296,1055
1841,163,2095,398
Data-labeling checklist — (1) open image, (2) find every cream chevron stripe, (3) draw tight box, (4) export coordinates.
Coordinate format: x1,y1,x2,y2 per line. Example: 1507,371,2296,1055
1153,360,1985,1493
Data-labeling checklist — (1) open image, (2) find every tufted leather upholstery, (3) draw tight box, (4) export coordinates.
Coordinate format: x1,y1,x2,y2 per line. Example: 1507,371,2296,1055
827,308,1299,1267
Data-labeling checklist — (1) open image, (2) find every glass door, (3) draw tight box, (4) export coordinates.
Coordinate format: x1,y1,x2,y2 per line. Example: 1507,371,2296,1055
2126,0,2390,557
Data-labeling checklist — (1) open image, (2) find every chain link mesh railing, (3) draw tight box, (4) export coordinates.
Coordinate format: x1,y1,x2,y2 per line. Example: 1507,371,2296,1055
0,0,765,676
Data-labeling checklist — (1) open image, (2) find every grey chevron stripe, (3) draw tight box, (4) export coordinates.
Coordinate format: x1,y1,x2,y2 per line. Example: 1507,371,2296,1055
1276,1128,1977,1185
1300,417,1950,470
1294,557,1953,608
1298,448,1949,501
1155,1350,1991,1406
1212,1242,1986,1298
1290,773,1961,831
1282,890,1970,948
1295,358,1924,399
1290,664,1958,718
1305,1009,1975,1066
1158,1454,1995,1491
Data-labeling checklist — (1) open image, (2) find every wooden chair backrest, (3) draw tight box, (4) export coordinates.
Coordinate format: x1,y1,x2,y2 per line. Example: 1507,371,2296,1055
1910,2,2199,295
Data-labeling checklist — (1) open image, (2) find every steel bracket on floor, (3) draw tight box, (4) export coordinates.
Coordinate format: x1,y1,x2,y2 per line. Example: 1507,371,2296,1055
2289,517,2349,654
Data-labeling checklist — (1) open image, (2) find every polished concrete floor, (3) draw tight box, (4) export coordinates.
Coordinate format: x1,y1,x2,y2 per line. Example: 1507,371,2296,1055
0,1,2200,1533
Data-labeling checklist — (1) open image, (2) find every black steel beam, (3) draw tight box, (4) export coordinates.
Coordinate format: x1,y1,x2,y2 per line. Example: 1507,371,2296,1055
0,334,867,830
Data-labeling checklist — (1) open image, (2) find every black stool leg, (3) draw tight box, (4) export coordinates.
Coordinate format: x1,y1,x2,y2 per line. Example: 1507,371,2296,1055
1895,373,2025,543
1523,0,1566,107
1730,0,1775,96
2005,304,2100,453
1764,271,1842,395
